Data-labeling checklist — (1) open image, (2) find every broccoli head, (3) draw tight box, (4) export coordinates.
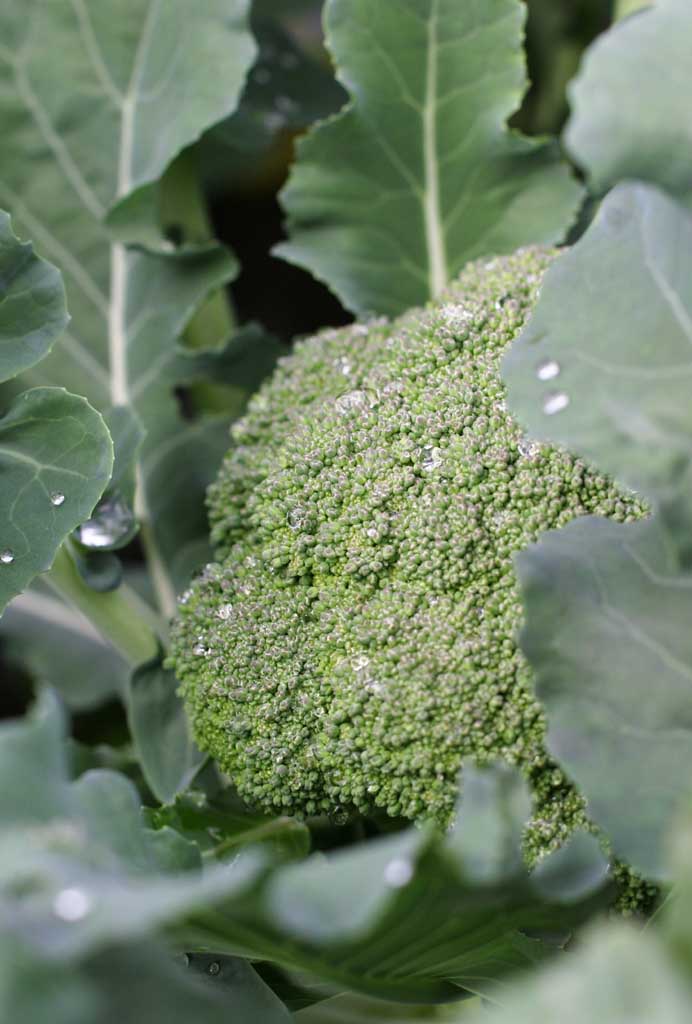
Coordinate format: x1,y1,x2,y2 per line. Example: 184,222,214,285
170,247,644,861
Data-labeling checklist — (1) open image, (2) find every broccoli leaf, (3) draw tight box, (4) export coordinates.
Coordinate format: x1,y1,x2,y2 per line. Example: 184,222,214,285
0,211,69,381
0,941,291,1024
275,0,581,316
503,183,692,878
0,212,113,611
1,695,611,1008
503,183,692,539
566,0,692,206
465,925,692,1024
0,0,258,619
0,388,113,613
128,659,204,805
176,764,610,1004
516,516,692,881
1,581,128,711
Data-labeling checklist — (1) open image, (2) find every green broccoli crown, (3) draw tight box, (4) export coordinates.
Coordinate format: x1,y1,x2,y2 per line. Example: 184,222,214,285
170,248,643,859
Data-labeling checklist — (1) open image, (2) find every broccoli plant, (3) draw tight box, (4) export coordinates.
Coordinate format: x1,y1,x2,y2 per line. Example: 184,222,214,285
1,0,691,1021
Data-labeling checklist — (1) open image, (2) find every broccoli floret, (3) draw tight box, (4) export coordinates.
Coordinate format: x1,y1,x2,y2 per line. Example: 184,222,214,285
170,247,644,861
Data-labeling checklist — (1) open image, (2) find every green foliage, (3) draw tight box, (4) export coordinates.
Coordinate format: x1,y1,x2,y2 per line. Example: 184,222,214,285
567,0,689,204
276,0,581,316
0,0,689,1018
0,213,112,611
0,693,612,1013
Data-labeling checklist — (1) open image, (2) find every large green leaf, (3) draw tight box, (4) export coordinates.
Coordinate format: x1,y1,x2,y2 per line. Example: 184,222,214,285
502,182,692,878
566,0,692,206
0,387,112,612
467,924,692,1024
0,695,612,1007
0,211,68,381
503,183,692,529
0,210,112,611
179,764,610,1004
128,659,204,805
515,516,692,881
0,940,291,1024
275,0,581,316
1,581,128,710
0,0,258,617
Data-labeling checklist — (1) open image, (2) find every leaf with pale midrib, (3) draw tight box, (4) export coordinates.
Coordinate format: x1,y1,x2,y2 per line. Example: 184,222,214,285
275,0,582,316
503,183,692,879
566,0,692,207
0,0,258,619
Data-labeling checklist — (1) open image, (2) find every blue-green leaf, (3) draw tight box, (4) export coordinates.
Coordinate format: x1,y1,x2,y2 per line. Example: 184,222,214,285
276,0,581,316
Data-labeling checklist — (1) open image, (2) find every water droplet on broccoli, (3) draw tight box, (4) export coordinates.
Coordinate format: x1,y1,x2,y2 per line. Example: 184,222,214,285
543,392,570,415
52,887,91,921
536,359,560,381
335,389,371,414
50,491,65,507
0,549,14,564
217,603,234,621
287,507,307,530
421,445,443,471
193,639,209,656
518,437,540,459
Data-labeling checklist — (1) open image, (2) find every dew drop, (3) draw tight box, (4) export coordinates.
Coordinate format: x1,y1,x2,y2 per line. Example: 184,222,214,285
76,494,135,549
536,359,561,381
383,857,414,888
52,887,91,922
207,961,221,977
0,549,14,565
420,445,443,472
543,392,570,416
193,639,209,657
335,389,371,414
287,507,307,530
50,491,65,507
216,603,234,621
334,356,352,376
517,437,540,459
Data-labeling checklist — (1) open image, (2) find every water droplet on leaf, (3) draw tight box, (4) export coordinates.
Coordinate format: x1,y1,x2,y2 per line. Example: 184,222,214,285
0,549,14,565
52,887,91,921
383,857,414,888
76,494,135,549
50,491,65,507
208,961,221,976
536,359,560,381
543,392,570,416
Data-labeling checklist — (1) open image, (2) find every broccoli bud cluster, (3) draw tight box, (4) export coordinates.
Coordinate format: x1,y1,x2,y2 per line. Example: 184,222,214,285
170,248,643,862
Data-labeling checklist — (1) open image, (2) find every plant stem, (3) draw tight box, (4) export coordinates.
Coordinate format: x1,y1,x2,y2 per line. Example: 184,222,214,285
46,546,164,667
614,0,650,20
